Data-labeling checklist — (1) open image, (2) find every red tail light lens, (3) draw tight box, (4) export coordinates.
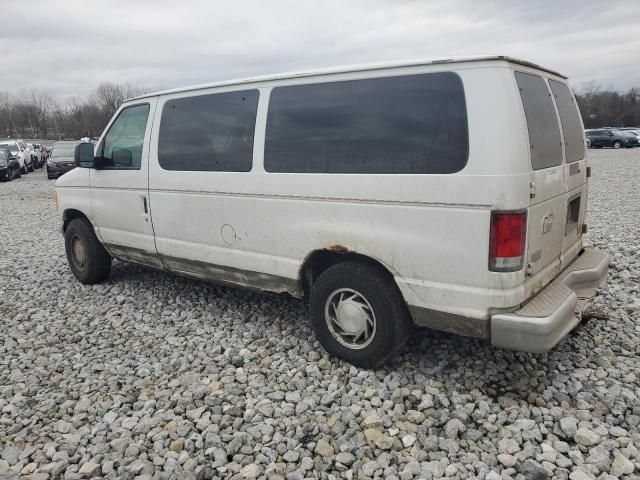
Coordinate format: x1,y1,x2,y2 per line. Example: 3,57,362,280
489,211,527,272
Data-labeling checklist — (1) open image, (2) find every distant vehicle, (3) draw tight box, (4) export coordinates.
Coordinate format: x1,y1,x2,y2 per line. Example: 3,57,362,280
619,129,640,143
34,143,47,166
27,143,42,169
47,141,78,179
585,129,639,148
57,56,609,367
0,148,21,181
0,140,32,173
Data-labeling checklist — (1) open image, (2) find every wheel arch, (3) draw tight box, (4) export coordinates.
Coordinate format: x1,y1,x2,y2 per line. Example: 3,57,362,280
299,247,402,298
62,208,92,233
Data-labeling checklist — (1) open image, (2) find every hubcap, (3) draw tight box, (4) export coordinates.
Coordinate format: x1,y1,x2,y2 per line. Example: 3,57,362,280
325,288,376,349
71,235,87,270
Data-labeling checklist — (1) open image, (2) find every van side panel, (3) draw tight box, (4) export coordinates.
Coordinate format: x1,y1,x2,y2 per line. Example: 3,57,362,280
147,66,536,325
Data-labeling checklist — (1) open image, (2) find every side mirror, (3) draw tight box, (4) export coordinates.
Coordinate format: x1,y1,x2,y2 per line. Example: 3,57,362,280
75,142,95,168
112,148,132,167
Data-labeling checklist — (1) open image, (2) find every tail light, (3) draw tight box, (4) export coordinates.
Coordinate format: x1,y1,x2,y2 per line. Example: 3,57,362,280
489,211,527,272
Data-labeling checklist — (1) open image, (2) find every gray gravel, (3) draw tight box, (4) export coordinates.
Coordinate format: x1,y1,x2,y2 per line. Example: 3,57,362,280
1,149,639,480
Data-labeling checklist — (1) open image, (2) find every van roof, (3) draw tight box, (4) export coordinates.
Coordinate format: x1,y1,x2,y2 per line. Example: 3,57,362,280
130,55,567,101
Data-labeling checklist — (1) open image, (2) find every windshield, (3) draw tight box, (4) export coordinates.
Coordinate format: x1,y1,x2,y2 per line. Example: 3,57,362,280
0,143,19,155
52,144,76,157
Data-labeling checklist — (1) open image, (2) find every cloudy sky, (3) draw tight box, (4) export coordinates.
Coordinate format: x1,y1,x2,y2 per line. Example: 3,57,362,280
2,0,639,99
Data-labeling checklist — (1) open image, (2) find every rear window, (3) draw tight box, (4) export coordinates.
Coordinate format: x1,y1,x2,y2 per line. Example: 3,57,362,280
515,72,563,170
549,80,585,163
52,144,76,157
158,90,259,172
264,72,468,174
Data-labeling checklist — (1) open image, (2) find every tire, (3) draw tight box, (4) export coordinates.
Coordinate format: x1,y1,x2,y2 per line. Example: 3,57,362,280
15,167,21,179
309,261,411,368
613,141,621,149
64,218,112,284
28,163,34,172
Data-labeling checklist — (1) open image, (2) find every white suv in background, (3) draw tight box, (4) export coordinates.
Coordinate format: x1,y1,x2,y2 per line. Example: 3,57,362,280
56,56,609,367
27,143,42,168
0,139,33,173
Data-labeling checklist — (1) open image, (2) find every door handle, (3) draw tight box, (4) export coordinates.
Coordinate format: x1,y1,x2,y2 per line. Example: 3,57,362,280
142,196,148,214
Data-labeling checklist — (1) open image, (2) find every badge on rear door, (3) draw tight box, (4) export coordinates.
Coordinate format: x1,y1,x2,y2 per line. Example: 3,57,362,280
542,213,554,235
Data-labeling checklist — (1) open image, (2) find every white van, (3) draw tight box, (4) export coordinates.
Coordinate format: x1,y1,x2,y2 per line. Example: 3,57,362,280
56,56,609,367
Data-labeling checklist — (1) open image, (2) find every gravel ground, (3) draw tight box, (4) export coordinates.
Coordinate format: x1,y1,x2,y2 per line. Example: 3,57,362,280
1,150,639,480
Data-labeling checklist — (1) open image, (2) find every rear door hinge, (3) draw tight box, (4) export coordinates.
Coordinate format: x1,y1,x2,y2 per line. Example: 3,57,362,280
529,182,536,199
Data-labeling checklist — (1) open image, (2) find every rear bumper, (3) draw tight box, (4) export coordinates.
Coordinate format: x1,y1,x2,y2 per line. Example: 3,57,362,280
490,248,609,353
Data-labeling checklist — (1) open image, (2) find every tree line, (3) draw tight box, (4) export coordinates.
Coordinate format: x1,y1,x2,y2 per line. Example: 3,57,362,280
1,81,639,141
0,83,151,141
574,82,640,129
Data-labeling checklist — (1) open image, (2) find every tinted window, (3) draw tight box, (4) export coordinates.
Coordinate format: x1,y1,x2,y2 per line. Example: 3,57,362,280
158,90,259,172
102,104,150,169
264,72,468,174
515,72,563,170
549,80,585,163
0,150,7,160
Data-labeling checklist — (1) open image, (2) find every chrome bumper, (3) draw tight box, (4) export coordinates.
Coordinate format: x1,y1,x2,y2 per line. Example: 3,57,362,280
491,248,609,353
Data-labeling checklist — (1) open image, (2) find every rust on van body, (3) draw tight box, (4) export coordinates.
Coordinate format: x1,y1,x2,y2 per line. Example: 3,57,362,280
328,244,350,253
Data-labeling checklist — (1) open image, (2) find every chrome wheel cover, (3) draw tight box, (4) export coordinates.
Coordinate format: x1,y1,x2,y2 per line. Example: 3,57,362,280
324,288,376,349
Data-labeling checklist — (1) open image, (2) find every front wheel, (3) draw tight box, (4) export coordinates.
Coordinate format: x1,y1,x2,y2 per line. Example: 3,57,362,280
27,163,34,172
309,261,411,368
64,218,112,284
613,141,622,149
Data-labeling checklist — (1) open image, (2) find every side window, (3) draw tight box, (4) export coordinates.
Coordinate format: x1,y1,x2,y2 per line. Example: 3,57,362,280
514,72,563,170
264,72,469,174
158,90,259,172
549,80,585,163
101,104,150,170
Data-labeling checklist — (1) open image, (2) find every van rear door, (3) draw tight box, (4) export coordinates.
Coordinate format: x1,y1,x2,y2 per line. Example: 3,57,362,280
549,79,588,268
515,72,566,282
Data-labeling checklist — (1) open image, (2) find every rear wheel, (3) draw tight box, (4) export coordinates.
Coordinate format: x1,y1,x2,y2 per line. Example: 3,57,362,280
64,218,112,284
613,141,622,149
309,261,411,368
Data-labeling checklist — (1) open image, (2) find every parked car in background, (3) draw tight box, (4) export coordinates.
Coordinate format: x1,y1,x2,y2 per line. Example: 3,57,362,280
0,148,21,181
585,129,639,148
47,141,78,179
26,143,42,169
0,140,32,173
34,144,47,166
58,56,609,367
620,129,640,143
